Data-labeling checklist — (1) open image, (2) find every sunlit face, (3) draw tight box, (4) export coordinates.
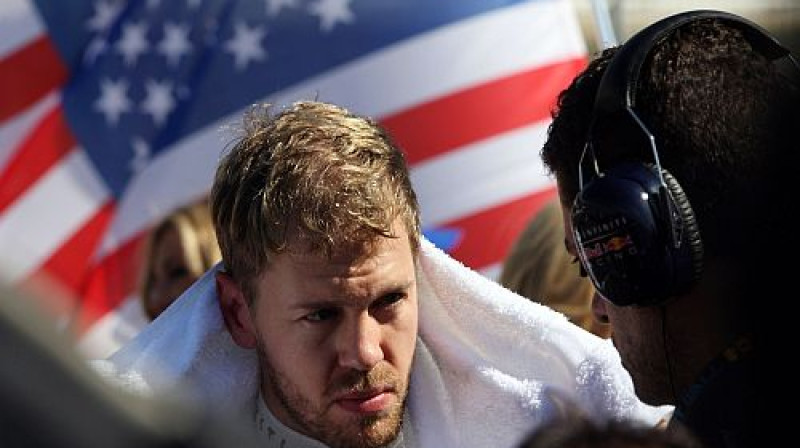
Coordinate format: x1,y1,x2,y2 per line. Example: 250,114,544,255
243,220,418,448
145,224,198,320
560,202,673,404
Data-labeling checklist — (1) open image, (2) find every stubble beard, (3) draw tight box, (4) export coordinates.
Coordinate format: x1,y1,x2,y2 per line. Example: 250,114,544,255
256,339,409,448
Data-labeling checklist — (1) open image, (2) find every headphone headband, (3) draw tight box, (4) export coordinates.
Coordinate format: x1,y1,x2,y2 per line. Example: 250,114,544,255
571,9,799,307
594,9,796,118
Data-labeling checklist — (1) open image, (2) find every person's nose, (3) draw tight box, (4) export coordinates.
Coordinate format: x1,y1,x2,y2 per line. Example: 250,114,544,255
337,312,384,371
591,291,611,325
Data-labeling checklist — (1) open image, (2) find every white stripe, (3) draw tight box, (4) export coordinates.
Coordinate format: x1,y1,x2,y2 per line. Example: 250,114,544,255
0,0,45,60
75,294,148,359
266,0,586,118
0,92,60,173
96,130,222,258
0,149,109,283
99,0,583,255
412,120,555,227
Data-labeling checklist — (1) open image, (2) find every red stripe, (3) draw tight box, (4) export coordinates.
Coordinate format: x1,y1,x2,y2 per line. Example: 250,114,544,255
73,232,148,335
381,57,587,165
27,202,115,296
0,105,75,215
18,202,114,322
445,186,559,271
0,35,68,123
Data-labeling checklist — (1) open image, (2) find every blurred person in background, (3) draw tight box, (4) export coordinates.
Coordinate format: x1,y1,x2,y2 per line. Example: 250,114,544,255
139,198,221,321
500,198,612,338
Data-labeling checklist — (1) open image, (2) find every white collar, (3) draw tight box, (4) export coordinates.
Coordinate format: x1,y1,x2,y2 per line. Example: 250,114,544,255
254,394,410,448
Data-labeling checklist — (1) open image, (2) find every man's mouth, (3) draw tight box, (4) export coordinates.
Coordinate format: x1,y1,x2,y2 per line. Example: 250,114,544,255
335,388,395,414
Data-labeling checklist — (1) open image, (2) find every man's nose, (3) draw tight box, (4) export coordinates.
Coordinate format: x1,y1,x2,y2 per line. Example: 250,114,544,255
337,312,384,371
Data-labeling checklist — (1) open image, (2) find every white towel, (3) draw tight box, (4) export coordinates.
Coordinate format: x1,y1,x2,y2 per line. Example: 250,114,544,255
95,238,670,448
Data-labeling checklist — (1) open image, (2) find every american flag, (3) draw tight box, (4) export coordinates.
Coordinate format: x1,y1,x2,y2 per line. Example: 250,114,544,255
0,0,586,357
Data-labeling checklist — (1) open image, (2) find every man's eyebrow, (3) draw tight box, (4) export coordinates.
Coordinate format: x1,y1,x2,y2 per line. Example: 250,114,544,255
290,298,343,311
381,280,414,293
289,280,414,310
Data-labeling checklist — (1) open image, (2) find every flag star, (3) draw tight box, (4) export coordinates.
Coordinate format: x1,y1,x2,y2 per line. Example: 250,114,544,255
84,37,108,65
158,22,192,67
265,0,299,17
308,0,354,32
130,137,151,174
116,21,150,66
95,78,132,126
224,23,267,71
141,79,175,127
186,0,201,9
146,0,161,10
86,0,122,32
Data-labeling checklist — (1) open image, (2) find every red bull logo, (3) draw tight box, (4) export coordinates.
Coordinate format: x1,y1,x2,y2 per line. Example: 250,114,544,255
582,234,634,260
604,235,633,252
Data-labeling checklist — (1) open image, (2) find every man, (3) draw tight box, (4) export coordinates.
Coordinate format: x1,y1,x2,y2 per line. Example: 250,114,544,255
211,101,421,447
100,100,668,448
540,10,797,448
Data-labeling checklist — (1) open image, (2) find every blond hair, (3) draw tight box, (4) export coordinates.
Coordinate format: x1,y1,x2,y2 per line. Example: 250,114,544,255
210,101,420,298
140,199,221,319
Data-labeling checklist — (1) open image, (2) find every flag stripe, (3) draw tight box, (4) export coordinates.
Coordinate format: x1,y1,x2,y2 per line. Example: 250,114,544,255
267,0,586,119
445,186,559,270
383,58,585,166
0,0,44,59
0,91,60,173
74,232,146,335
0,35,67,123
0,150,108,282
0,105,74,214
29,201,114,295
75,293,149,358
412,121,554,226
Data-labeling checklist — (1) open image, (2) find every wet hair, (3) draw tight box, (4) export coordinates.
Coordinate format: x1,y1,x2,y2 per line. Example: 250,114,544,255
210,101,420,299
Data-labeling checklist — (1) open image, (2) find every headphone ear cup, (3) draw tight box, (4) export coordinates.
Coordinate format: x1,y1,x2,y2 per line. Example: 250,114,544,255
571,163,704,306
660,169,704,285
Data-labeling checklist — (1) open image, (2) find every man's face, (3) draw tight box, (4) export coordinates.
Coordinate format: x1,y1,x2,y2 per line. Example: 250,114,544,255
560,201,673,405
244,220,418,447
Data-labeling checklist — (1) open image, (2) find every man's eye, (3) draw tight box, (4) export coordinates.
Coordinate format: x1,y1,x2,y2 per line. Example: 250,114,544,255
374,292,405,309
305,308,339,322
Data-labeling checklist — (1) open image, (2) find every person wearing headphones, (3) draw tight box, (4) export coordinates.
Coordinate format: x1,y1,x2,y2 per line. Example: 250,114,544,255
539,10,797,448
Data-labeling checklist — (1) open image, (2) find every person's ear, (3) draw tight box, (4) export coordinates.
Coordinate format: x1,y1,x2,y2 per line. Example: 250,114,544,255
216,271,257,348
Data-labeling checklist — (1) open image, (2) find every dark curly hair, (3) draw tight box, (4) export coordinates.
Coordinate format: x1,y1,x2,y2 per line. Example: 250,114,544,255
541,18,798,259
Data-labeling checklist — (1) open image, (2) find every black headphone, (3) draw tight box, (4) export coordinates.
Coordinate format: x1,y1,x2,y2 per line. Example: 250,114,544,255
571,10,799,307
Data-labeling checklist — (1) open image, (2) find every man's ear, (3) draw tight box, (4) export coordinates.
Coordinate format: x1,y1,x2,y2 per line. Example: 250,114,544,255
216,271,257,349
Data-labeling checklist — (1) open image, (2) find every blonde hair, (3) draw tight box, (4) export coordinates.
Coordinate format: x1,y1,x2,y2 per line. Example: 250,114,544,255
500,199,610,337
210,101,420,299
140,199,221,319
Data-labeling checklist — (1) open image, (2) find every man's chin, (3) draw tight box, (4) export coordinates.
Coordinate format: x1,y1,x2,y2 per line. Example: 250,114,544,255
325,409,403,448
